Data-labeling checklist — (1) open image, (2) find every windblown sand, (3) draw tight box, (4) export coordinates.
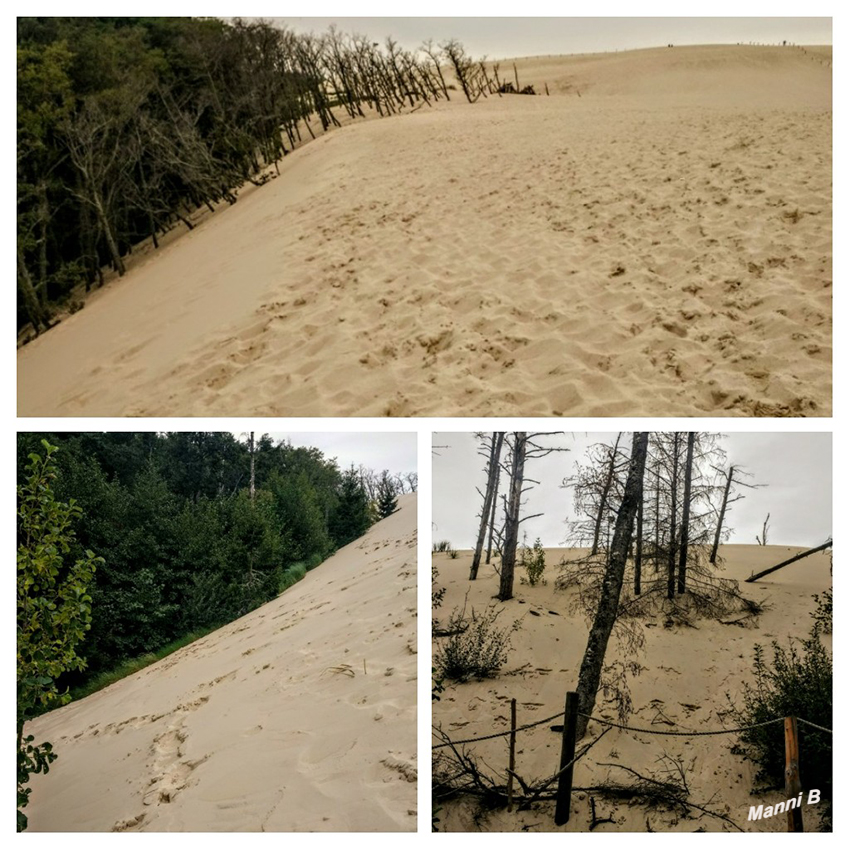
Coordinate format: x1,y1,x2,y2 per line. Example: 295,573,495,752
18,45,831,416
25,496,417,832
432,543,831,831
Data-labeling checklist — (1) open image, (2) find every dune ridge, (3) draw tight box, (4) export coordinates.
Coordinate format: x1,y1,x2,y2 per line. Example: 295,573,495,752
18,45,831,417
25,495,417,832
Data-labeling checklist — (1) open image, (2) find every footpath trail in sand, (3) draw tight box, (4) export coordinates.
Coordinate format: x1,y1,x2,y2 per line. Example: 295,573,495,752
26,496,417,832
18,45,831,417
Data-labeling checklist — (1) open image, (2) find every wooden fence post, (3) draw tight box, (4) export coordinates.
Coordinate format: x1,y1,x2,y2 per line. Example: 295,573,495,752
554,691,579,826
507,698,517,812
784,716,804,832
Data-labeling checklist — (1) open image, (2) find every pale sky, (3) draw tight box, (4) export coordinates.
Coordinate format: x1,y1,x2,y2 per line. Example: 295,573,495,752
432,432,831,548
271,17,831,60
262,431,417,473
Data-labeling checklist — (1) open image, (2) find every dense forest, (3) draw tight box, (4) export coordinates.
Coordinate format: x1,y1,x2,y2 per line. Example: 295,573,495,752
16,432,415,690
17,17,503,335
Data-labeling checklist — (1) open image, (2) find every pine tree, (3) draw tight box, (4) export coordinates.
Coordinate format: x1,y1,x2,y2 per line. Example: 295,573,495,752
376,470,398,518
331,465,372,546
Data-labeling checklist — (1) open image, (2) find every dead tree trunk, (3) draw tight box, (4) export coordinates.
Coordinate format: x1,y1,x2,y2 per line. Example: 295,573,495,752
710,466,734,564
634,475,643,596
498,432,527,601
470,432,504,579
591,434,621,556
677,432,695,594
485,444,502,564
667,433,680,600
745,540,832,582
575,432,649,739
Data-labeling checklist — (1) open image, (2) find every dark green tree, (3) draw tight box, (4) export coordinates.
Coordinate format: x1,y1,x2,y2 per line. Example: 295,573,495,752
331,465,373,546
376,469,398,518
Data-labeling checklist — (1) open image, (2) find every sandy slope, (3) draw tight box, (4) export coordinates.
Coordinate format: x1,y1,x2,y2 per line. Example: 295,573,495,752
18,45,831,416
432,543,831,832
25,495,417,832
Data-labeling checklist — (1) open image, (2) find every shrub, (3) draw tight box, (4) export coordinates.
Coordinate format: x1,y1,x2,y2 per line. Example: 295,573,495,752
434,603,519,682
433,539,458,558
278,563,307,594
432,564,446,610
17,441,101,831
520,537,546,586
811,589,832,634
729,624,832,830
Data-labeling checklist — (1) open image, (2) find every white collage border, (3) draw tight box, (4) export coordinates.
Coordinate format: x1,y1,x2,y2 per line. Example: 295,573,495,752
7,0,843,844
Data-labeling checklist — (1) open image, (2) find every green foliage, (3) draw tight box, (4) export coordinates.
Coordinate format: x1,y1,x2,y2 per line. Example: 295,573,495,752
17,433,394,698
17,441,101,831
376,470,398,518
520,537,547,586
15,17,457,330
811,589,832,634
277,563,307,594
730,624,832,830
331,466,373,546
434,604,519,682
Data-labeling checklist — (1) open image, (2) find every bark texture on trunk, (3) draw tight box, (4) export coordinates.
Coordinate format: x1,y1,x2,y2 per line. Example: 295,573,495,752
710,466,734,564
575,432,649,739
470,433,504,580
498,433,526,602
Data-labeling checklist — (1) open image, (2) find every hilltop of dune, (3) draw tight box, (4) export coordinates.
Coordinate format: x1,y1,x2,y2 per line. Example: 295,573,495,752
18,45,831,418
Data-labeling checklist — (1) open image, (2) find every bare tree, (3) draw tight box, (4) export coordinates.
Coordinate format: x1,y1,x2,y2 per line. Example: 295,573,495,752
757,513,770,546
497,432,567,601
575,432,649,738
676,432,696,593
470,432,504,580
485,458,501,565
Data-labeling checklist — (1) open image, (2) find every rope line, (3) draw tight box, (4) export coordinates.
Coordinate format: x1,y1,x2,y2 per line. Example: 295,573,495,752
578,713,784,737
797,717,833,734
432,711,563,749
433,710,831,749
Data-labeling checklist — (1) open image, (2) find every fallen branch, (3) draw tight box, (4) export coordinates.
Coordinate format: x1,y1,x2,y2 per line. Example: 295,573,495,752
745,539,832,582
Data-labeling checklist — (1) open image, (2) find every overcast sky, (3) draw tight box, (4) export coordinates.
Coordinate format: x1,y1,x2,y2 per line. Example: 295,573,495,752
271,17,831,59
259,431,417,473
432,432,831,548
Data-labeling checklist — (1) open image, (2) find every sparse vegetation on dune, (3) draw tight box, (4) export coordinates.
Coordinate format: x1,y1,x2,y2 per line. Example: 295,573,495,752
433,431,831,831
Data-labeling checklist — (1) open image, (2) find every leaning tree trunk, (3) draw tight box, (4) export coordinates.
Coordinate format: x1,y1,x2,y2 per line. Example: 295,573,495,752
710,466,734,564
92,189,125,277
485,461,501,564
634,475,644,596
470,432,504,579
677,432,695,594
575,432,649,739
17,244,50,335
591,434,621,556
498,433,527,602
667,433,680,600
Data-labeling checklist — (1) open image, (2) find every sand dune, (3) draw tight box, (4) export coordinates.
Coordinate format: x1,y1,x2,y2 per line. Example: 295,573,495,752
18,45,831,416
25,495,417,832
433,543,832,831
